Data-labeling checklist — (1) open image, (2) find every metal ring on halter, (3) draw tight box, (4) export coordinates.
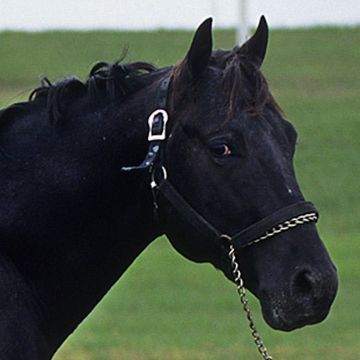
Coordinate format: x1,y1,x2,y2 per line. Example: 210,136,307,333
219,234,232,242
150,166,168,189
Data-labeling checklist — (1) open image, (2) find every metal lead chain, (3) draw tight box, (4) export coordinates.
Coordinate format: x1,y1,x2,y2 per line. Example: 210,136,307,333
224,212,318,359
227,241,273,360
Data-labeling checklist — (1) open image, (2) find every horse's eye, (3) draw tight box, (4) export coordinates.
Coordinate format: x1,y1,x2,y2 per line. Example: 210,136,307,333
210,144,232,156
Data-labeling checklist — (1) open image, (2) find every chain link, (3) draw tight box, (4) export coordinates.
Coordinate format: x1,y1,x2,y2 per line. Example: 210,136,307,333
227,241,273,360
247,212,318,247
225,212,318,360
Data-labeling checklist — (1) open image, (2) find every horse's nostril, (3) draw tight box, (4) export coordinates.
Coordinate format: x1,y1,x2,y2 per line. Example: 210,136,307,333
291,268,318,301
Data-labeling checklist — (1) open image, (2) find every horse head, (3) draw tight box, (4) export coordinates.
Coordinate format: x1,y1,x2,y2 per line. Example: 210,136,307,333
156,17,338,331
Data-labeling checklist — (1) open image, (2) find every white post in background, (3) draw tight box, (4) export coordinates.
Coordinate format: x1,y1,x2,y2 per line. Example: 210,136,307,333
236,0,249,45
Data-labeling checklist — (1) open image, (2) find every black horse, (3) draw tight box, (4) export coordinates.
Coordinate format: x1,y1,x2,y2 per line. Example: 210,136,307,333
0,17,337,359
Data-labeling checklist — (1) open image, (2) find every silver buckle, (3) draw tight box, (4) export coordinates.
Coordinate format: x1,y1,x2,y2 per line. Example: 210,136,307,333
148,109,168,141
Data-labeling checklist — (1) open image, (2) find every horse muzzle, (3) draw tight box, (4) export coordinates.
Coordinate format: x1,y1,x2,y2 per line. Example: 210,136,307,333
259,263,338,331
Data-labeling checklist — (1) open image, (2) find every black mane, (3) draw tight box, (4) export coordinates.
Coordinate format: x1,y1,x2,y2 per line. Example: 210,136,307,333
0,60,158,124
0,50,280,127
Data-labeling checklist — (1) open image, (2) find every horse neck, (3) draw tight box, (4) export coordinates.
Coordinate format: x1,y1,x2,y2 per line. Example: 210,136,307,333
7,84,164,356
49,96,165,350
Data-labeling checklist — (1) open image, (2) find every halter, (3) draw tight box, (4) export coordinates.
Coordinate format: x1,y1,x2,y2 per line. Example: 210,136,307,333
121,75,319,359
122,75,318,250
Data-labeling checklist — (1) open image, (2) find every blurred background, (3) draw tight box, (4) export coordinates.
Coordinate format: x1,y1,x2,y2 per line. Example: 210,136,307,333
0,1,359,359
1,0,360,30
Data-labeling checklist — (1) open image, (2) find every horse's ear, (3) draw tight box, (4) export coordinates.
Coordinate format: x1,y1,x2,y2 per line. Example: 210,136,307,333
181,18,213,80
237,15,268,67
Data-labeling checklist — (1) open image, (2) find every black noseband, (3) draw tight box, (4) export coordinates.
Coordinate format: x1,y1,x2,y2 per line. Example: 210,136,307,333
158,178,318,249
121,75,319,250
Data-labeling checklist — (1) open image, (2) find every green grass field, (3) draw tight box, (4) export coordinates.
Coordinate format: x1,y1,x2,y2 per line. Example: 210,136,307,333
0,26,359,359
